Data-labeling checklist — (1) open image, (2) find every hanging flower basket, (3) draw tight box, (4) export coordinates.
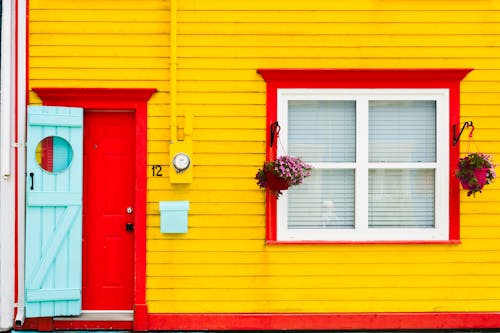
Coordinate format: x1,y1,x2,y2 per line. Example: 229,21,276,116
255,155,312,198
460,168,489,190
456,152,496,196
264,170,290,191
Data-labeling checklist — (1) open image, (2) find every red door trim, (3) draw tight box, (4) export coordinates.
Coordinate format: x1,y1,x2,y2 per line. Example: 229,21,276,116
19,317,134,331
32,87,155,331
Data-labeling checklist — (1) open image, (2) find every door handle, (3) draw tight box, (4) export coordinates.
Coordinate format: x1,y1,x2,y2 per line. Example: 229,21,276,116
126,223,134,232
29,172,34,190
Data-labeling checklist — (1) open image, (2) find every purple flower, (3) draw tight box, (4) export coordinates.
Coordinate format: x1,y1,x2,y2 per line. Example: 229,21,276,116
255,155,313,197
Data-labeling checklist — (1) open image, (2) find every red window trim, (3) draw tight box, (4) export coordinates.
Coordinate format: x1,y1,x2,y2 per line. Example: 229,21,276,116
30,87,156,331
257,69,473,244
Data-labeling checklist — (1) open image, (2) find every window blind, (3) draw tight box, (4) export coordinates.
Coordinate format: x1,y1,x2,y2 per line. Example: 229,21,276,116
369,100,436,163
288,100,356,162
287,100,356,229
368,100,437,228
288,169,355,229
368,169,435,228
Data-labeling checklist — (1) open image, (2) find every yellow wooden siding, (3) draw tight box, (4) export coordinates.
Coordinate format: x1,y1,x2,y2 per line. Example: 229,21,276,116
29,0,500,314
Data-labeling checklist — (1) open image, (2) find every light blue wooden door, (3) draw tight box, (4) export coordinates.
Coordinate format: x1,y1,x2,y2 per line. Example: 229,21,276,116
25,106,83,317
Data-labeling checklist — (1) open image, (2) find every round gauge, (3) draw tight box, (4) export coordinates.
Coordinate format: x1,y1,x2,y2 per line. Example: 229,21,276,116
172,152,191,172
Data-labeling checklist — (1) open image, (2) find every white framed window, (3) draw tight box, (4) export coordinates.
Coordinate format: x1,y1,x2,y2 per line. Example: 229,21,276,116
276,89,450,242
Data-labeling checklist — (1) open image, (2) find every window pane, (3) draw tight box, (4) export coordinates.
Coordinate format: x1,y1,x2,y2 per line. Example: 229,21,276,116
369,100,436,162
369,169,435,228
288,169,355,229
289,100,356,162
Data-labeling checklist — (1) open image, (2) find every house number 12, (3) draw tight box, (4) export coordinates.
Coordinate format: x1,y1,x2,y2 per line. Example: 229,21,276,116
151,165,164,177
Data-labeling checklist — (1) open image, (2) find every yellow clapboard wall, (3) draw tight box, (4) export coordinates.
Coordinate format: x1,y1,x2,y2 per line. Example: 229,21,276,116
29,0,500,314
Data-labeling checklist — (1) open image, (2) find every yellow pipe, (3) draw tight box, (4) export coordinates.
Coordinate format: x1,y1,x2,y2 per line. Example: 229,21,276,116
184,109,193,139
168,0,192,183
170,0,178,143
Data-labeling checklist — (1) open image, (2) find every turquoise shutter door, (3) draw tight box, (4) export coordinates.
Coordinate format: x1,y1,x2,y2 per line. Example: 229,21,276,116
25,106,83,317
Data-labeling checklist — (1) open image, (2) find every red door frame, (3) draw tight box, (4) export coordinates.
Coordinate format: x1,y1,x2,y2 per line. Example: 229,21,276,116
29,87,155,331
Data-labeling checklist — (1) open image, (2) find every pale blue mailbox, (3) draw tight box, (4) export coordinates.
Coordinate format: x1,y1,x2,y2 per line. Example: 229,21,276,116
159,201,189,233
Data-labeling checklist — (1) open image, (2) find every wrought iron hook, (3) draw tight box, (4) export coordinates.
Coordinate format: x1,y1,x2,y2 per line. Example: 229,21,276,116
270,121,281,147
453,121,474,146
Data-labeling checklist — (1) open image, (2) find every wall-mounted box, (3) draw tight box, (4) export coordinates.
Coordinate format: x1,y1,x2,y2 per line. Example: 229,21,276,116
159,201,189,233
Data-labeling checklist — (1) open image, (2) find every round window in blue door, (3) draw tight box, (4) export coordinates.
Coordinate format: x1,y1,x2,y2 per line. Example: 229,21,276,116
35,136,73,173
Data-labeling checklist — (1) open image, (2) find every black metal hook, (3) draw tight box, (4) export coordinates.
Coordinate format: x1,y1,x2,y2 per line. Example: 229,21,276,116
453,121,474,146
270,121,280,147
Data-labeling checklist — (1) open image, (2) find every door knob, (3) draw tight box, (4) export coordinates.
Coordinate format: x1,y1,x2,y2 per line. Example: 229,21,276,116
126,223,134,232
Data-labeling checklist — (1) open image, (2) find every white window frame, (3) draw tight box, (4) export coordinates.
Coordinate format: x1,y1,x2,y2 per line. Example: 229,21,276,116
276,88,450,242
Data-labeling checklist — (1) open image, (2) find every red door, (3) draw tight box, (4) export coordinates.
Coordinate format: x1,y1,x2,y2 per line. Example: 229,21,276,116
82,111,135,310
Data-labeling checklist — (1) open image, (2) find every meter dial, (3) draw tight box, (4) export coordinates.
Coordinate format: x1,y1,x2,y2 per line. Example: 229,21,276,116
172,152,191,172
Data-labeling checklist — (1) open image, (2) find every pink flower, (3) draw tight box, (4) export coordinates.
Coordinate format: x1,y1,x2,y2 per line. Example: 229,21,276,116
255,155,313,197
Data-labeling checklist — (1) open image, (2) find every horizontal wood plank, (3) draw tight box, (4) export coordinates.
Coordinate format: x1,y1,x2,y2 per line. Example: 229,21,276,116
147,299,500,313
